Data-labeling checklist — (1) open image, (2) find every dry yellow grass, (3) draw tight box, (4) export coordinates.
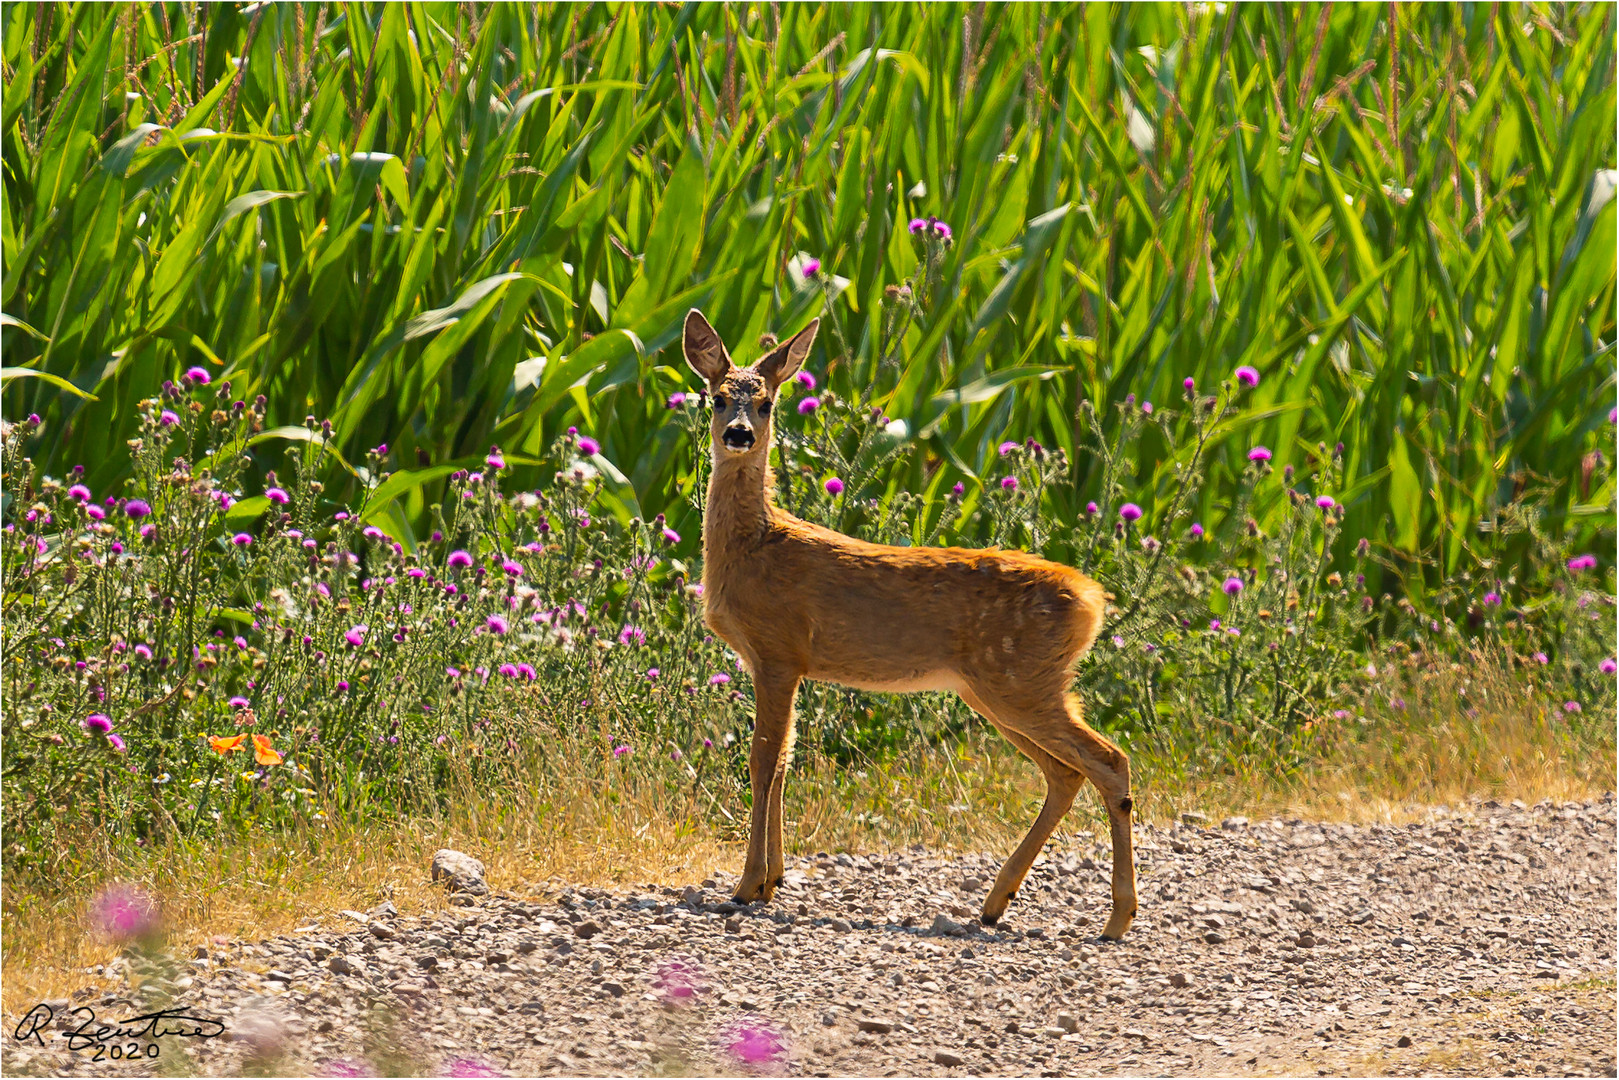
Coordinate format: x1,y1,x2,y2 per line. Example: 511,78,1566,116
4,656,1612,1019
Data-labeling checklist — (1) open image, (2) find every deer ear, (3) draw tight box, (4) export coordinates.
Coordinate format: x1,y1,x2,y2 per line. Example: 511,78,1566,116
683,310,731,387
758,318,819,390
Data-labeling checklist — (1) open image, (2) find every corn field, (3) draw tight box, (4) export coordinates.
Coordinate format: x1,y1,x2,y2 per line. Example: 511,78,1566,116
3,3,1614,594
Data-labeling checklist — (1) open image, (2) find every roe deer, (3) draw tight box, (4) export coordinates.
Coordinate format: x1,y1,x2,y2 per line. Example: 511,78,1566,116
682,309,1136,939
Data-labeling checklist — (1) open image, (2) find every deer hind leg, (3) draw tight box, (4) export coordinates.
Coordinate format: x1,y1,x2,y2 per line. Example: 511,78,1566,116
958,687,1085,928
733,672,800,905
974,687,1137,940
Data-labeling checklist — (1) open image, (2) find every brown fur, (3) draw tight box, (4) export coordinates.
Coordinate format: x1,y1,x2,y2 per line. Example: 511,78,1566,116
683,310,1137,939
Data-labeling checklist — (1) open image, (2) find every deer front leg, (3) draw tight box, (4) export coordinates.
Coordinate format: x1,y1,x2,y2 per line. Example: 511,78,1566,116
734,672,800,905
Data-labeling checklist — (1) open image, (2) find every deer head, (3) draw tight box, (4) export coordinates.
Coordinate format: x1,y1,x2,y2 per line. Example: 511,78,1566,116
683,309,818,458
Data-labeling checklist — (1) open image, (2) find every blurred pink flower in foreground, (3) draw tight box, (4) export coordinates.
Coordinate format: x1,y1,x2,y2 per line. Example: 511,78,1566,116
653,958,705,1006
445,1059,504,1078
90,883,158,942
722,1019,788,1070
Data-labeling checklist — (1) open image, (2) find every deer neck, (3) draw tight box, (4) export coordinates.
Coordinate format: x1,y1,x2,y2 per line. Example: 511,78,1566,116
704,446,775,557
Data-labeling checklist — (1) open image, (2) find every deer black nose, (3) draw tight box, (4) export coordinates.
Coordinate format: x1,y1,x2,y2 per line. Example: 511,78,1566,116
723,425,755,449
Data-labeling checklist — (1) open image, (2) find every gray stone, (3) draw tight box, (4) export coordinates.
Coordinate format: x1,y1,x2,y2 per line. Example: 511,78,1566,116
857,1017,894,1034
431,849,489,896
328,955,365,976
934,1049,966,1066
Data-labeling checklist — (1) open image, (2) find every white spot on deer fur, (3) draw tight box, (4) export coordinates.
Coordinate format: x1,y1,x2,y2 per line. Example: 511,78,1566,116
1002,636,1014,652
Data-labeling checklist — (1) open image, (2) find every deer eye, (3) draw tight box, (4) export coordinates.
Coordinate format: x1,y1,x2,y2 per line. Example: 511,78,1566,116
711,394,728,411
758,399,771,416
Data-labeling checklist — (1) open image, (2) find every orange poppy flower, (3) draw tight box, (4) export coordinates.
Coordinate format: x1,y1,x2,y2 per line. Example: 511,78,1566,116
209,734,249,755
252,734,283,766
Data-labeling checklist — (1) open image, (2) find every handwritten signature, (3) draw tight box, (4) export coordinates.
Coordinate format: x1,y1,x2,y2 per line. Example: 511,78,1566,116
13,1003,225,1052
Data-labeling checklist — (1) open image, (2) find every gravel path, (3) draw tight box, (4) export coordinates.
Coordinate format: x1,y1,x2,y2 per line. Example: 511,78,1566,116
7,796,1615,1078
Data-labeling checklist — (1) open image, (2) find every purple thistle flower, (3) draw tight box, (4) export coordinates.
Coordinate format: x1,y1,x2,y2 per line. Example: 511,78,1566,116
613,744,631,758
1223,577,1244,596
1235,365,1260,388
159,409,180,427
83,713,113,735
647,668,660,680
1599,658,1617,674
1567,555,1598,572
1141,401,1153,414
1001,476,1019,491
517,663,536,680
1183,377,1196,393
344,625,367,648
1248,446,1272,462
801,258,821,278
448,550,473,569
135,644,153,660
1315,495,1335,509
578,436,600,456
709,673,732,686
795,370,816,390
998,441,1019,456
266,487,290,505
336,680,350,692
125,499,152,519
662,527,681,544
1564,701,1582,713
667,391,687,408
229,696,250,709
1190,523,1205,540
486,615,510,635
87,505,106,520
232,533,253,547
908,217,929,234
183,366,211,385
90,883,157,941
1085,501,1099,515
824,477,844,496
498,663,519,679
1533,651,1549,665
362,526,384,540
1119,503,1143,522
655,959,704,1004
68,483,91,502
486,447,505,470
724,1020,788,1067
932,220,952,239
502,559,523,577
1483,592,1501,605
797,396,820,415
